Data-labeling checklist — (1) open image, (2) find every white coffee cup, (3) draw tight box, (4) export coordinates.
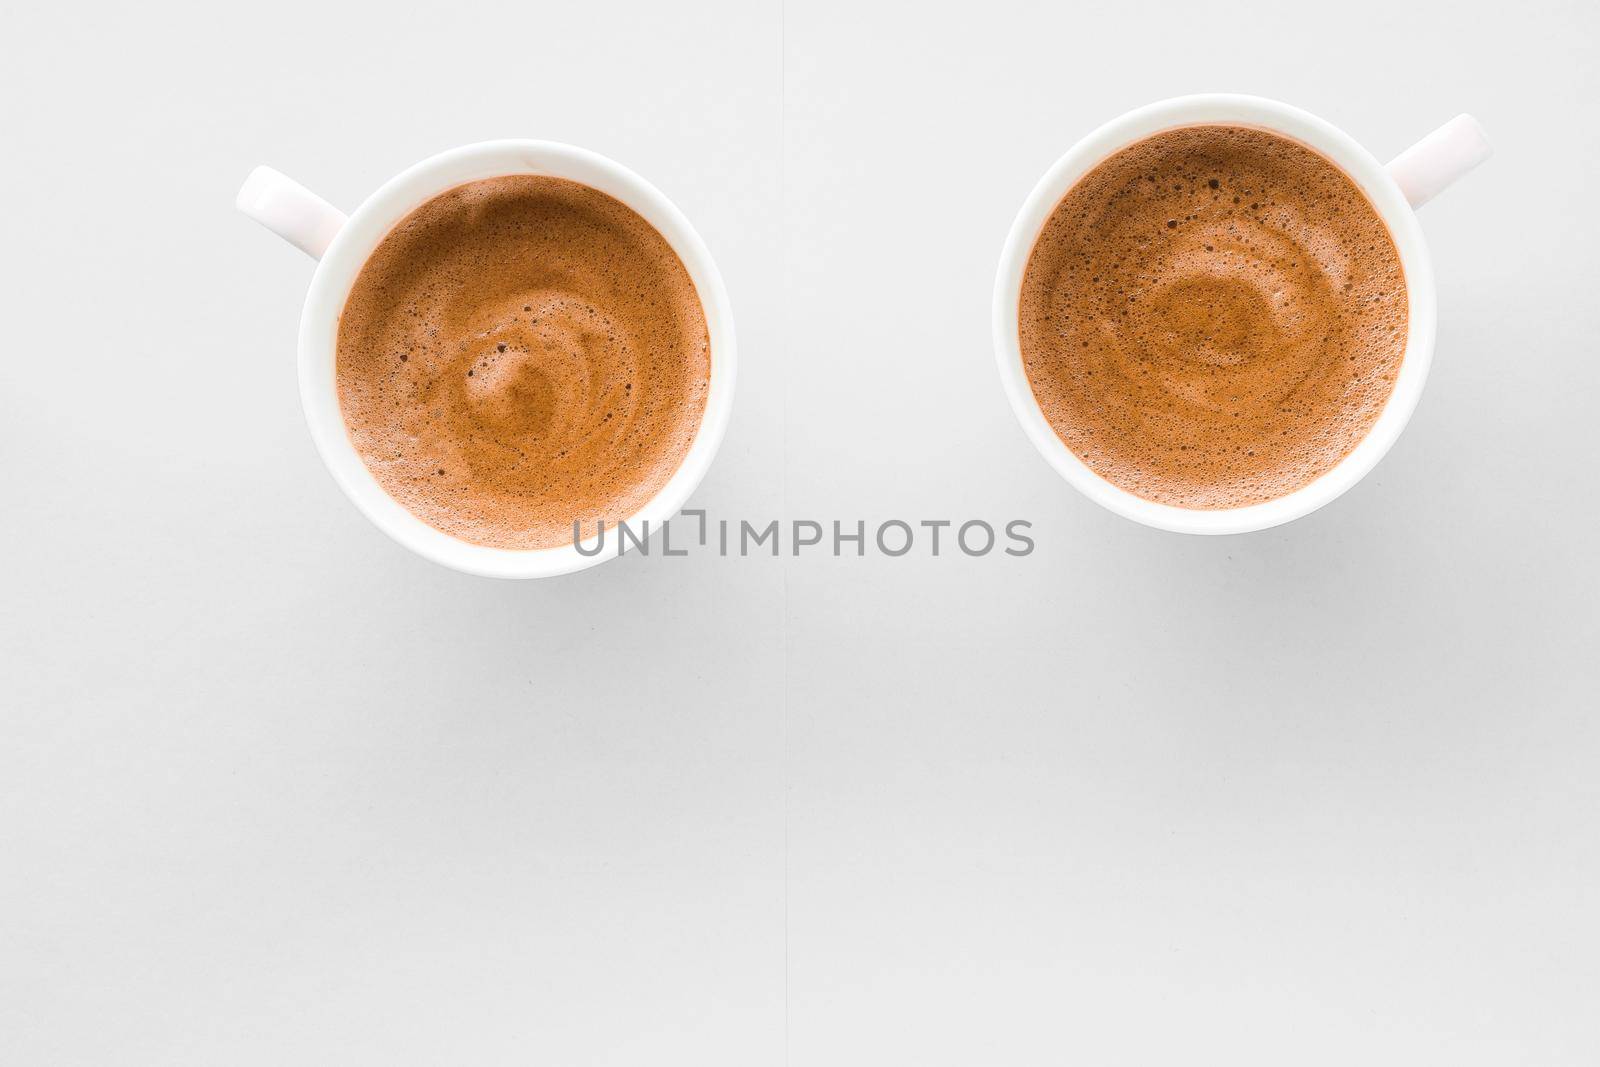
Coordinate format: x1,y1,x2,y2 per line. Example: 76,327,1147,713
992,94,1490,534
238,142,736,578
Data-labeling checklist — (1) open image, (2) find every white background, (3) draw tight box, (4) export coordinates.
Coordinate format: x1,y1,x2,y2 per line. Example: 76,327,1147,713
3,0,1597,1063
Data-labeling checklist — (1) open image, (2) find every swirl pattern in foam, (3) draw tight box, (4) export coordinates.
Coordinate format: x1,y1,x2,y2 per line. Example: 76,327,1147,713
1018,125,1406,509
337,175,709,549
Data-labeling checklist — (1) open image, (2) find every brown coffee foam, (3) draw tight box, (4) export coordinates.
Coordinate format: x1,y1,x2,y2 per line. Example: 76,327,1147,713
336,175,709,550
1018,125,1406,509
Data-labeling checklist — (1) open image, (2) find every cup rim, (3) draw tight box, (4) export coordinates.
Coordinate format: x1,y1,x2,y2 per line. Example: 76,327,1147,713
297,140,736,578
992,93,1437,535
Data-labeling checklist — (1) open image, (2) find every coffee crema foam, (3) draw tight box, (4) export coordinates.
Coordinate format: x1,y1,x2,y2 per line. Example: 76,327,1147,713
1018,125,1407,509
337,175,709,550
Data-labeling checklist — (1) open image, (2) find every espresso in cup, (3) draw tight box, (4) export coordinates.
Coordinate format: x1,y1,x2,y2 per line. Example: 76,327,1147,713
336,175,709,549
1018,125,1407,509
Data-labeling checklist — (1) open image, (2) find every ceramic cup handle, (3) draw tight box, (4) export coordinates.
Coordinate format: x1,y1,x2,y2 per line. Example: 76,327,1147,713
1387,115,1492,210
236,165,349,260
